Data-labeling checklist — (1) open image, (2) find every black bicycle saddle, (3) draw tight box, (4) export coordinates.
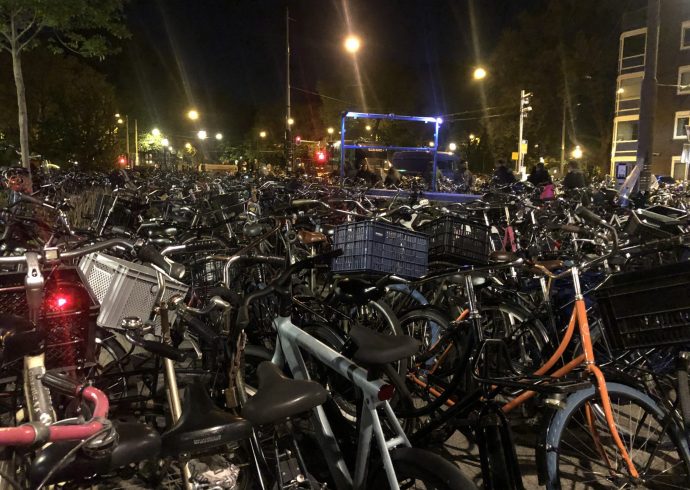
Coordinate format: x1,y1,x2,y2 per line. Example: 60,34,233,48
348,324,419,366
333,277,383,305
241,362,328,425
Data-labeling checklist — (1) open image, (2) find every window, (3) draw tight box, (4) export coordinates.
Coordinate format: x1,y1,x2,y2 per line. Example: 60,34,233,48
674,111,690,139
617,75,643,100
672,156,687,180
620,30,646,70
678,66,690,94
682,21,690,49
616,120,639,141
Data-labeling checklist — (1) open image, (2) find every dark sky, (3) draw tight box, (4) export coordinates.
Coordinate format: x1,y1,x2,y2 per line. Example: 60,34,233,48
109,0,544,142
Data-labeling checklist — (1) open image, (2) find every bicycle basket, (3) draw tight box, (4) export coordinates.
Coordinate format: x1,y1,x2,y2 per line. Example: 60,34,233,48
78,253,189,334
331,220,428,279
418,215,490,265
595,260,690,350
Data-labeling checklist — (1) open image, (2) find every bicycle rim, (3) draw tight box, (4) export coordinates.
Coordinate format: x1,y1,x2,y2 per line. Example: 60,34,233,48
545,382,690,489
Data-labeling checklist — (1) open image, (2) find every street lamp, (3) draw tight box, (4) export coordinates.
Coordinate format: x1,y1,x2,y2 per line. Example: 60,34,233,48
215,132,223,141
152,128,161,137
365,125,372,131
449,142,457,152
117,118,124,125
197,130,208,140
571,145,583,159
469,133,476,140
187,109,199,121
344,35,361,54
327,127,334,135
287,118,294,126
259,131,267,139
428,141,435,147
473,67,487,80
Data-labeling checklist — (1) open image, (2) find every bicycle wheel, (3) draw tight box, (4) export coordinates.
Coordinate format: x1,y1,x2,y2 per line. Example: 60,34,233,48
370,447,477,489
545,382,690,489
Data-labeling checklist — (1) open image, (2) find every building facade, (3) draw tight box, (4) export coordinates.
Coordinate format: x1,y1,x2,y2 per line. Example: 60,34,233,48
611,2,690,181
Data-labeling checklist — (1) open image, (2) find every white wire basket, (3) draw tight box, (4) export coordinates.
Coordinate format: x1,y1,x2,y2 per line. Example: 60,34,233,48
79,253,189,334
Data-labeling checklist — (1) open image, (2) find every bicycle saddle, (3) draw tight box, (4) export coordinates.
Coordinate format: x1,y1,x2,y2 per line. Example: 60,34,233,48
162,379,253,457
298,230,327,244
241,362,328,425
489,250,518,263
349,324,419,365
333,277,383,305
0,314,45,363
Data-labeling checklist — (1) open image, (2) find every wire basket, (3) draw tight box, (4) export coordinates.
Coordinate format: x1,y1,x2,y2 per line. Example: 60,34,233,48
0,267,99,371
595,260,690,350
78,253,189,334
332,221,428,278
419,215,490,265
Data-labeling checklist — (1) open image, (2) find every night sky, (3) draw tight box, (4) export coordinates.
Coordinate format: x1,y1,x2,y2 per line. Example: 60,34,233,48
109,0,545,142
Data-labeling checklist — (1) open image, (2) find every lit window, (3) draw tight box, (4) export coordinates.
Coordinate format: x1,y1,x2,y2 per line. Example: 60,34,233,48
674,111,690,139
617,76,643,100
682,21,690,49
616,120,639,141
679,67,690,94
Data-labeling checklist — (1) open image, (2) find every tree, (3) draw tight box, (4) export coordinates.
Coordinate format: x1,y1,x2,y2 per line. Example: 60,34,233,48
0,0,127,170
485,0,633,170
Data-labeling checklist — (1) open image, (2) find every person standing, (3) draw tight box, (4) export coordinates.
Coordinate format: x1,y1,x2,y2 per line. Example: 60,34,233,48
455,160,475,189
492,159,517,185
527,162,552,186
562,160,587,189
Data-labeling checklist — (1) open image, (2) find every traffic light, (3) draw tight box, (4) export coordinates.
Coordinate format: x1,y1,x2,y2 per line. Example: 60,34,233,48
520,91,533,116
314,149,328,163
117,155,128,166
295,135,302,145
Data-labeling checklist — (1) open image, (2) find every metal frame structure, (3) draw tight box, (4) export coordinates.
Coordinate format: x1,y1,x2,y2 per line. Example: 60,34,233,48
339,112,443,191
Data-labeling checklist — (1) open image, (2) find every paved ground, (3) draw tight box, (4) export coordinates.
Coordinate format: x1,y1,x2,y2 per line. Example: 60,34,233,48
441,426,542,488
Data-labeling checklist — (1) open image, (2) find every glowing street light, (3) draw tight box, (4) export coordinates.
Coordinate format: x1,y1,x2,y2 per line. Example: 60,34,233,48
473,67,487,80
187,109,199,121
428,141,435,147
184,142,192,150
197,130,208,140
115,113,121,118
215,132,223,141
259,131,267,138
448,142,457,152
161,138,169,147
571,145,583,159
152,128,161,137
117,118,124,125
287,117,295,126
344,35,361,54
365,125,372,131
469,133,476,140
327,127,334,135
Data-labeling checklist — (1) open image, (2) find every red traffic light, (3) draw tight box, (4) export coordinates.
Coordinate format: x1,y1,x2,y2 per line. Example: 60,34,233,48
315,150,328,163
117,155,127,166
295,136,302,145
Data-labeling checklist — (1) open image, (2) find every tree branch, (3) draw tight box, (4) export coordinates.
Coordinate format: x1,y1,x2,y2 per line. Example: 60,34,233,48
53,32,85,56
16,14,36,42
18,24,43,52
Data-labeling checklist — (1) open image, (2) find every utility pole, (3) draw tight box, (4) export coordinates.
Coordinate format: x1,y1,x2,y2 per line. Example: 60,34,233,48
560,97,567,175
125,115,130,165
518,90,532,175
134,119,139,167
285,6,292,172
634,0,660,195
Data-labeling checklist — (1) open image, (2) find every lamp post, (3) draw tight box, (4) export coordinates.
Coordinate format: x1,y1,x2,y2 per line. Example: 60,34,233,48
473,67,487,80
162,138,169,168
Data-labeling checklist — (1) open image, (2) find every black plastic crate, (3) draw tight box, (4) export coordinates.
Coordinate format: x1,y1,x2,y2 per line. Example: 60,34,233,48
332,221,428,278
595,260,690,350
0,267,99,370
419,215,490,265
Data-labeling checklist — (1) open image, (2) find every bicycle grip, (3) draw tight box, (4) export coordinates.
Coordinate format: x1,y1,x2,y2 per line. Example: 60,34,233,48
178,311,219,344
574,206,605,225
139,339,187,362
138,245,186,281
110,226,131,237
290,199,320,207
559,224,588,234
236,305,250,329
184,239,223,253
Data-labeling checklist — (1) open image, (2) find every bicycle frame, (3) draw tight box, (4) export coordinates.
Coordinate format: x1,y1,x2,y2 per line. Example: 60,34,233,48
270,315,410,490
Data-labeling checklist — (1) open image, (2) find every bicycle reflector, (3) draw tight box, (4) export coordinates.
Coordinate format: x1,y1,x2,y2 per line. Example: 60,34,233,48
378,384,396,401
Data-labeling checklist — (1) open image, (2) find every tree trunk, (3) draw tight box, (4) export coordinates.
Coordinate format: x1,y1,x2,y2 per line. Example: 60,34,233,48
11,47,30,170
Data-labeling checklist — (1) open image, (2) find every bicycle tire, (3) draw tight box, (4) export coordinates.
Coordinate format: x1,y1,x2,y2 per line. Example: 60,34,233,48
369,447,477,489
544,382,690,489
